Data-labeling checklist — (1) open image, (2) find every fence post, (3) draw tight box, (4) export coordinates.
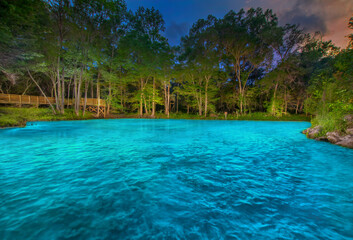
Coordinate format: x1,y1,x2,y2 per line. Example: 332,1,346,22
37,96,39,108
19,95,22,108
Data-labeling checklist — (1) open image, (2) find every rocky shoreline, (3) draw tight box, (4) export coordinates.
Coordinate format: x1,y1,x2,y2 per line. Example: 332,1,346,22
303,115,353,149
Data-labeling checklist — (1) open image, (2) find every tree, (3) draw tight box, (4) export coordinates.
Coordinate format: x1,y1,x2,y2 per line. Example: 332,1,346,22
118,6,168,117
0,0,46,71
2,2,351,125
180,15,219,116
216,8,276,114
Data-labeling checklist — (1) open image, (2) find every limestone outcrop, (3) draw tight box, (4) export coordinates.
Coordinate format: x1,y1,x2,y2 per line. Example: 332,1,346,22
303,115,353,149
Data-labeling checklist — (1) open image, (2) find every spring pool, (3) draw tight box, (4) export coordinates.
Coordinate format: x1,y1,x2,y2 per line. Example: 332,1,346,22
0,119,353,239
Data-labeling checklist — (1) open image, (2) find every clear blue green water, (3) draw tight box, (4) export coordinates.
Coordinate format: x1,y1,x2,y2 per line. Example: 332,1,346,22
1,119,353,239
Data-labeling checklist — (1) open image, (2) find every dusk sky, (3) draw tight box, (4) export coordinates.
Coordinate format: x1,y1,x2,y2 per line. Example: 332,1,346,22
126,0,353,48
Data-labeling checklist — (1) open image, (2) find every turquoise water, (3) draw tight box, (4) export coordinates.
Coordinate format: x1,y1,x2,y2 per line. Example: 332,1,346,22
1,119,353,239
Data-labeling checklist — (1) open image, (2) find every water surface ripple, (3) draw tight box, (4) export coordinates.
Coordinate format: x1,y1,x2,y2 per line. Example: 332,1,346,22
1,119,353,239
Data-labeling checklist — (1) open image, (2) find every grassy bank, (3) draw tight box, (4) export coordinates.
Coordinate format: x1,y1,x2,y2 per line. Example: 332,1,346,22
0,107,311,128
0,107,95,128
309,112,353,137
153,112,310,121
108,111,310,121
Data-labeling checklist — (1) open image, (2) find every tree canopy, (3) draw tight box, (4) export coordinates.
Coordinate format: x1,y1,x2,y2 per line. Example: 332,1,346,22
0,1,352,125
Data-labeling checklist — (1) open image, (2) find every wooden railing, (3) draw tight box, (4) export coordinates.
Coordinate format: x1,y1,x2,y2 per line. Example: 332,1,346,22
0,93,106,107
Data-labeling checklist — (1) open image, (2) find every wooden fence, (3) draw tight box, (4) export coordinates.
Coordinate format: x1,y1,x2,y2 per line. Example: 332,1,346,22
0,93,107,116
0,93,106,107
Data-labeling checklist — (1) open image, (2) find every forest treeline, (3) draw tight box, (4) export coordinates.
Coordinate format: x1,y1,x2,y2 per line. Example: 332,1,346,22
0,0,352,126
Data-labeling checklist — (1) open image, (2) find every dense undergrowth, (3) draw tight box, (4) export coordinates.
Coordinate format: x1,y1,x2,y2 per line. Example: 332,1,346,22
0,107,311,128
310,111,352,137
0,107,94,128
155,112,310,121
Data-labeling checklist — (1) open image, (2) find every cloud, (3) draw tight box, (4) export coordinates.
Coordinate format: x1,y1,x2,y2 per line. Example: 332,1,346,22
127,0,353,47
278,5,327,34
244,0,353,47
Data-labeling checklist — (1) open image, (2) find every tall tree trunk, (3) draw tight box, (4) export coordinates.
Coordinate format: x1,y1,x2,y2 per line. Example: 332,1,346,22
167,83,170,118
151,77,155,117
144,96,149,114
120,86,124,112
164,81,168,116
123,88,126,110
139,78,143,117
284,87,288,114
61,68,65,112
272,80,279,115
55,78,60,112
300,99,305,113
27,70,56,114
91,80,94,98
77,73,82,114
235,62,243,114
66,76,72,108
56,1,65,114
22,79,32,95
204,76,209,117
72,80,75,106
295,98,300,114
52,77,59,111
83,80,88,116
107,81,111,115
107,47,114,115
176,92,179,113
57,57,64,114
74,67,83,116
198,100,202,116
96,71,101,118
198,89,203,116
74,74,78,115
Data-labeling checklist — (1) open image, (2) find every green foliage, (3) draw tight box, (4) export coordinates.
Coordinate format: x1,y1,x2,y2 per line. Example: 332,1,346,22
266,97,284,117
0,107,94,128
304,46,353,134
158,112,309,121
0,0,48,71
232,112,309,121
311,112,347,135
0,2,352,131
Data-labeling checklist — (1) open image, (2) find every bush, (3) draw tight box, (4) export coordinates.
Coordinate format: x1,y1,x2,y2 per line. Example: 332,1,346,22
0,107,95,128
311,110,347,136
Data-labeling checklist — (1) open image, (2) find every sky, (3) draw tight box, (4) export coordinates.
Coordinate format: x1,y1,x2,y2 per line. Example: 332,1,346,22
126,0,353,48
